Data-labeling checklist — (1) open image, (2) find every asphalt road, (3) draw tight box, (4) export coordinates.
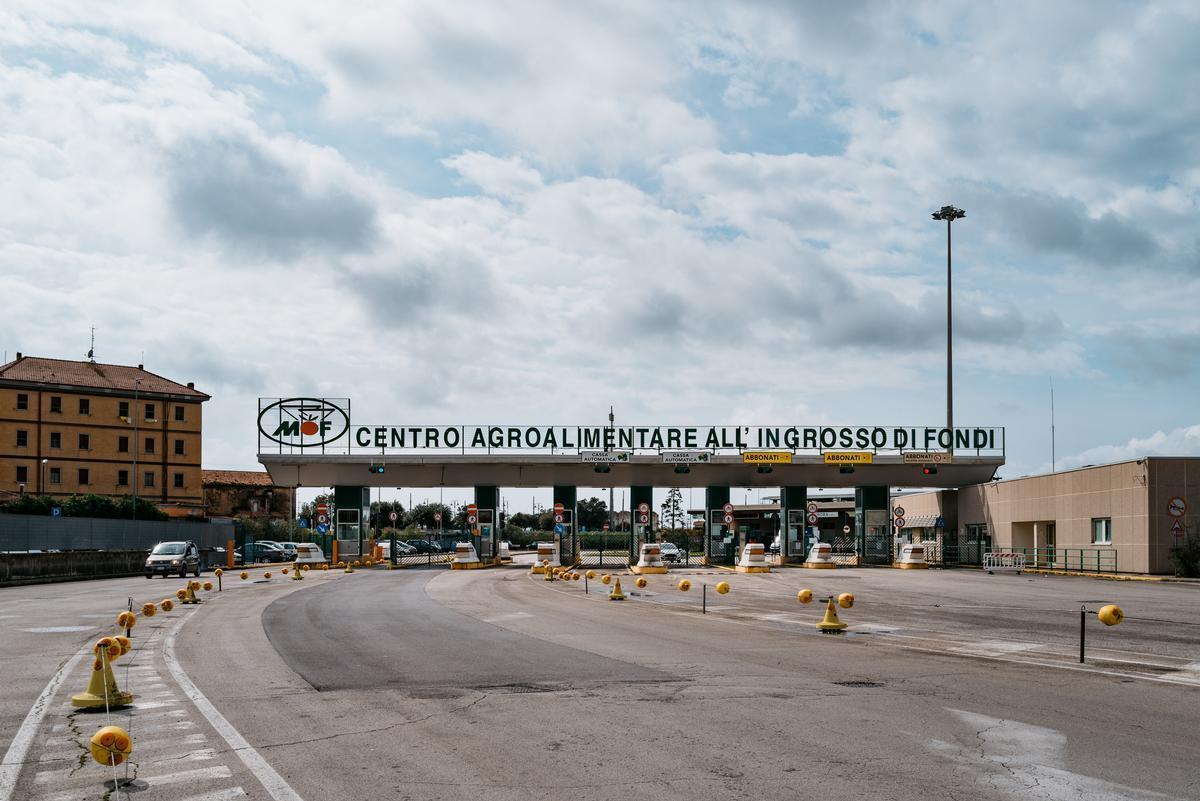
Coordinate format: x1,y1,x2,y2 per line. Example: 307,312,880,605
3,566,1199,801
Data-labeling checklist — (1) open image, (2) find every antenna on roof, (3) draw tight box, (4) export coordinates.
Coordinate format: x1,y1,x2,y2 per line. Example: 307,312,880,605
87,327,95,362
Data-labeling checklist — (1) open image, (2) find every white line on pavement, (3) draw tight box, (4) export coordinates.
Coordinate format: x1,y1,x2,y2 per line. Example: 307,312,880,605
162,614,306,801
174,787,248,801
0,647,88,801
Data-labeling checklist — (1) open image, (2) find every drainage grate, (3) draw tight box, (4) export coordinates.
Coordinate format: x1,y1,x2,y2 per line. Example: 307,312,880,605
833,680,883,688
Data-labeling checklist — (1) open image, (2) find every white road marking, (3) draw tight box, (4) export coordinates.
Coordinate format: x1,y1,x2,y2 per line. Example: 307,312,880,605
19,626,94,634
929,709,1183,800
139,765,232,786
0,647,88,801
163,614,306,801
948,639,1045,657
140,748,216,765
173,787,248,801
481,611,533,623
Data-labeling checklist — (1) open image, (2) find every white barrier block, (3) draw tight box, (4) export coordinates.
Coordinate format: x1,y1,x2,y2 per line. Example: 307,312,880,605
632,543,668,574
736,542,771,573
895,543,929,569
451,542,486,570
803,541,838,569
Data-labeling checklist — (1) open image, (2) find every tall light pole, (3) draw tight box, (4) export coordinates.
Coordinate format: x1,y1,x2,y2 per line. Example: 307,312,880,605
608,406,615,537
41,458,48,496
931,205,965,451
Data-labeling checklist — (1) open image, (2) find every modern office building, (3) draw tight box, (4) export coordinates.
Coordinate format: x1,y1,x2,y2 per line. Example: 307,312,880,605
0,354,209,517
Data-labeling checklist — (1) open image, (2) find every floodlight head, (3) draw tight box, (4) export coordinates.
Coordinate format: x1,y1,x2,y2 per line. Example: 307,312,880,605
932,205,965,221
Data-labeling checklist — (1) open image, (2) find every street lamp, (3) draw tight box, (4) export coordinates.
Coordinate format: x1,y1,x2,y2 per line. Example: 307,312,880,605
931,205,965,451
41,458,48,496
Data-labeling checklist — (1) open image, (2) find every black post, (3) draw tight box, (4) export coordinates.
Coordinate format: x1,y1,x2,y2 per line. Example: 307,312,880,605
1079,605,1086,663
584,574,588,595
703,583,707,615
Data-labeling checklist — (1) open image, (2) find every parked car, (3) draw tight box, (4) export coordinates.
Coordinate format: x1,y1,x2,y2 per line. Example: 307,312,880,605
277,542,301,558
405,540,442,554
145,541,201,578
245,542,289,563
293,543,328,565
658,542,683,563
379,541,417,559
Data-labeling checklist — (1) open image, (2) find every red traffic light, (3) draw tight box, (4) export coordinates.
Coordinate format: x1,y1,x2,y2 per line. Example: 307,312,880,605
922,467,938,475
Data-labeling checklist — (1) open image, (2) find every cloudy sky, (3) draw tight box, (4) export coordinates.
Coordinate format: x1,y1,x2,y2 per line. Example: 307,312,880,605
2,2,1197,509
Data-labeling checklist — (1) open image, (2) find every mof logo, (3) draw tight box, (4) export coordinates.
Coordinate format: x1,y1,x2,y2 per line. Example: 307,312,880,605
258,398,350,447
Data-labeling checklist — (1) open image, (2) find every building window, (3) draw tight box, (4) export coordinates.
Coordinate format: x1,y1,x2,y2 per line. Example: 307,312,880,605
16,393,28,410
117,470,129,487
16,430,28,448
49,396,62,413
78,468,89,486
175,405,185,422
79,398,90,415
118,435,129,453
119,401,129,418
49,432,61,449
49,467,61,485
145,437,155,454
173,472,184,489
78,433,90,450
144,471,155,488
16,466,28,483
144,403,156,421
1092,518,1112,544
174,439,184,456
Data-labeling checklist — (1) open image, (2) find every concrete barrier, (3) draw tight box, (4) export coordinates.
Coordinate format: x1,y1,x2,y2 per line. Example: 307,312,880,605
0,550,149,586
895,543,929,569
631,543,668,574
451,542,486,570
803,542,838,569
736,543,771,573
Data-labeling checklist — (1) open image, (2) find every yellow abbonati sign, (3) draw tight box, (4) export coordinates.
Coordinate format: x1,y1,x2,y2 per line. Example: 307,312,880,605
823,451,874,464
742,451,793,464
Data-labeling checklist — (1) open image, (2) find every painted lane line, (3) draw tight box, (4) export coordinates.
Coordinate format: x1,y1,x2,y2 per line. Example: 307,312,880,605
163,614,306,801
0,647,88,801
139,748,217,765
19,626,96,634
136,765,232,786
173,787,248,801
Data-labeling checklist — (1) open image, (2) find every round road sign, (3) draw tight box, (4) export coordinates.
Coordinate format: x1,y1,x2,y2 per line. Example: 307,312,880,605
807,502,818,513
893,505,906,517
843,524,851,534
1168,497,1187,517
807,513,818,525
317,514,328,525
638,502,650,514
388,511,398,522
722,514,734,524
434,512,442,522
639,513,650,524
722,503,734,514
554,513,564,523
467,514,477,525
894,516,906,529
554,502,565,513
466,503,478,513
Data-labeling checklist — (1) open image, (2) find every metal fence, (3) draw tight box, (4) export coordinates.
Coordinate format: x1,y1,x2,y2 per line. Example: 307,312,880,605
0,513,234,553
574,532,635,568
1011,547,1118,573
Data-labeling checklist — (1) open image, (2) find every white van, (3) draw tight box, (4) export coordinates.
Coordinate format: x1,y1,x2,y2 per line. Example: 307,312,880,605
293,543,327,565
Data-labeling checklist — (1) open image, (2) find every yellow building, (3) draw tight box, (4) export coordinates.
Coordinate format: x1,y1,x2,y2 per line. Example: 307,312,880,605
0,354,209,517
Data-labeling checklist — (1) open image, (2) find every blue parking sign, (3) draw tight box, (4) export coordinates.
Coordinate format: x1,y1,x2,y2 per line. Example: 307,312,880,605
51,506,62,517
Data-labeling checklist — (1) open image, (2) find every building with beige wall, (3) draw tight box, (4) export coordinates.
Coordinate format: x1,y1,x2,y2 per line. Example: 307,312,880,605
202,469,295,521
0,354,209,517
901,458,1199,574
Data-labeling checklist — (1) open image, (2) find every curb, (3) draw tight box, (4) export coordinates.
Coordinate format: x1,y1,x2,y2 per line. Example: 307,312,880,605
1020,568,1200,584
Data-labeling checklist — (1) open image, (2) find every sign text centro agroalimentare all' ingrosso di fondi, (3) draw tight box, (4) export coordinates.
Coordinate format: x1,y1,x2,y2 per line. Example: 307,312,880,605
257,398,1003,454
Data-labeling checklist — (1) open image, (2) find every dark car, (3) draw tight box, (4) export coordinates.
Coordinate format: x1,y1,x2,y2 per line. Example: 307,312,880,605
145,541,201,578
405,540,442,554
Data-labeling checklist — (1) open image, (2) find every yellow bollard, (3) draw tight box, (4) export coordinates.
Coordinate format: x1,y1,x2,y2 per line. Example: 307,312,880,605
239,571,249,580
715,581,730,595
113,635,132,655
601,574,612,585
116,611,136,630
202,581,213,591
175,588,188,600
181,582,202,604
160,599,174,612
635,577,647,589
572,572,580,581
282,567,290,575
586,570,596,580
1098,604,1124,626
141,602,157,618
263,571,272,579
214,568,224,577
837,592,855,609
89,725,132,766
677,579,691,592
797,588,813,604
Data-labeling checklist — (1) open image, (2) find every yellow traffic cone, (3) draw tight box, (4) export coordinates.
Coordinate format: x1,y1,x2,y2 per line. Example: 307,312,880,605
609,577,626,601
291,562,303,580
72,639,135,708
816,597,847,634
543,564,555,581
344,561,354,573
180,583,202,605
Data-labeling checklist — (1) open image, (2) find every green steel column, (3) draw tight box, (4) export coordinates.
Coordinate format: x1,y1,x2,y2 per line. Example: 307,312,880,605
705,486,731,563
781,486,807,561
855,486,890,565
334,485,366,559
630,485,653,560
553,485,578,564
474,486,499,558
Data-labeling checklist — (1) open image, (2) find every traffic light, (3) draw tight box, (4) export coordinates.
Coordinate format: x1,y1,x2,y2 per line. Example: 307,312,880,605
922,467,937,475
368,464,385,474
499,512,507,528
756,465,773,474
839,466,855,475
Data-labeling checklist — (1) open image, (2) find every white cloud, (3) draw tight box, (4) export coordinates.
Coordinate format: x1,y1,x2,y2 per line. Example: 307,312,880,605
1057,425,1200,472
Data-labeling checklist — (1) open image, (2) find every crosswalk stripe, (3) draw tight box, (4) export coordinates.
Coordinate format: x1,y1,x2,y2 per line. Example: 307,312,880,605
173,787,248,801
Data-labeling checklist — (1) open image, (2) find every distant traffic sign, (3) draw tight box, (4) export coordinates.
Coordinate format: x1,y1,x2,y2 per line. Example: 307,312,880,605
722,514,734,524
434,512,443,522
51,506,61,518
637,502,650,514
554,502,565,513
467,514,477,525
317,514,328,525
389,511,398,522
316,523,329,535
1168,497,1187,517
554,513,564,523
467,503,478,513
639,513,650,524
297,518,308,528
807,502,818,514
554,523,565,534
806,513,818,525
894,516,906,529
893,506,906,517
1172,520,1184,538
316,502,329,515
722,503,734,514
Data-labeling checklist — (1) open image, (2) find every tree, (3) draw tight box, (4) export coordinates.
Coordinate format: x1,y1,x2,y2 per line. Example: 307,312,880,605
576,497,609,530
509,512,538,530
660,488,685,531
369,500,406,532
405,502,454,530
